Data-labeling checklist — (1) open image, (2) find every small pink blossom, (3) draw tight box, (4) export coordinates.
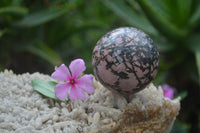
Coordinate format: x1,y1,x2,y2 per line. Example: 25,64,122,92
51,59,95,101
162,84,175,99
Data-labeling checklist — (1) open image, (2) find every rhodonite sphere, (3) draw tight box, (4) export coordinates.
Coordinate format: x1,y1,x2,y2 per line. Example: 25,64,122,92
92,27,159,95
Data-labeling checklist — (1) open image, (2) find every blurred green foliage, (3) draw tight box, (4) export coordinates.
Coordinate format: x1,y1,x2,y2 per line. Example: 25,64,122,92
0,0,120,73
1,0,200,132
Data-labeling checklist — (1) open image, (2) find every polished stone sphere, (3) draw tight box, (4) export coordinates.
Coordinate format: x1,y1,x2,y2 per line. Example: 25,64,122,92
92,27,159,95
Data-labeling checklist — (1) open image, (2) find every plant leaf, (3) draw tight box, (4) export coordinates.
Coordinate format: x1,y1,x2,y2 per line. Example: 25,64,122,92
189,2,200,29
176,0,192,24
186,34,200,86
164,0,192,26
195,51,200,85
32,79,68,102
0,6,28,15
0,28,8,38
175,91,188,100
15,3,75,27
136,0,188,40
102,0,157,35
25,41,62,66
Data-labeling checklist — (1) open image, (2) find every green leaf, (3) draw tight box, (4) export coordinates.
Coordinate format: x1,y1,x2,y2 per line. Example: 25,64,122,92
0,28,8,38
186,34,200,86
15,3,75,27
102,0,157,35
136,0,188,40
32,79,68,102
147,0,169,19
175,91,188,100
164,0,192,26
12,0,24,6
195,51,200,85
176,0,192,24
189,3,200,29
25,41,62,66
51,20,109,44
0,6,28,15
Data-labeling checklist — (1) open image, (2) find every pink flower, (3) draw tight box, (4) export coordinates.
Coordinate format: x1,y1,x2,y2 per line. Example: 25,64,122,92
162,84,175,99
51,59,95,101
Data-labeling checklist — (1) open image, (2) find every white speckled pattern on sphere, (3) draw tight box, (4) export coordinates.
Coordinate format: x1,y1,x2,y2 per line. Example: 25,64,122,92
92,27,159,95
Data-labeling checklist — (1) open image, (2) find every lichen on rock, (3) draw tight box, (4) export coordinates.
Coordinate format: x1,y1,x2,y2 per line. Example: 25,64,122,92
0,70,180,133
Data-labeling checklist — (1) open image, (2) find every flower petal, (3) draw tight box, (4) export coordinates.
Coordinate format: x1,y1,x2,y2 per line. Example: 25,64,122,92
76,74,95,94
164,89,174,99
54,82,70,101
162,84,175,99
69,59,86,79
69,85,86,101
51,64,71,81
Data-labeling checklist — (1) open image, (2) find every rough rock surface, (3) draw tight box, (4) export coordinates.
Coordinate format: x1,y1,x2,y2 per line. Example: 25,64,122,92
0,70,180,133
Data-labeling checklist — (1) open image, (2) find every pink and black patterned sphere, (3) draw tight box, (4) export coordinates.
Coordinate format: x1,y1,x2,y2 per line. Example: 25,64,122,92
92,27,159,95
